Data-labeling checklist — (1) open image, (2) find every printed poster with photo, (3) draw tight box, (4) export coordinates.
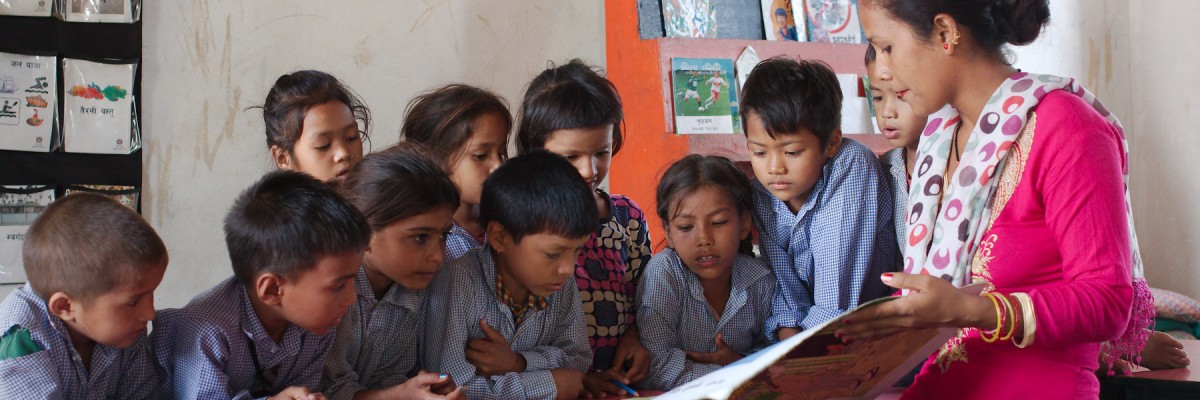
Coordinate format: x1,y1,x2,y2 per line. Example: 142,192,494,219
58,0,138,23
671,58,740,135
0,186,55,284
762,0,805,41
62,58,138,154
803,0,864,44
0,0,53,16
663,0,717,38
0,52,57,152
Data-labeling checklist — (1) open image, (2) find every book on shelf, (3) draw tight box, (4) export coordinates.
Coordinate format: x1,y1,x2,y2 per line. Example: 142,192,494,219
761,0,805,41
655,284,985,400
671,58,741,135
801,0,865,44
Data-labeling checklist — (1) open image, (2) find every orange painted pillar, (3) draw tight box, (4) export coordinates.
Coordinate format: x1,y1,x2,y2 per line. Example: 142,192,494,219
606,0,688,248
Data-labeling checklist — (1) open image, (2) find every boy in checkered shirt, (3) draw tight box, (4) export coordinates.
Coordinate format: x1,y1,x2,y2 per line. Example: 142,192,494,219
0,193,166,399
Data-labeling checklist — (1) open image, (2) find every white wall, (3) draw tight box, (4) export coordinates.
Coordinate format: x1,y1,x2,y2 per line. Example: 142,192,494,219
143,1,606,308
1012,0,1199,299
1128,1,1200,298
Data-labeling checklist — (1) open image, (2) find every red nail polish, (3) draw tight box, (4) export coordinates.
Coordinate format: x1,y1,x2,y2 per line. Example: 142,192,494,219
881,273,894,284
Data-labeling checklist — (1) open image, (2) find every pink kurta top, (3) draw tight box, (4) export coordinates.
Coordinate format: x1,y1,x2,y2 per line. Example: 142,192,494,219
903,91,1134,399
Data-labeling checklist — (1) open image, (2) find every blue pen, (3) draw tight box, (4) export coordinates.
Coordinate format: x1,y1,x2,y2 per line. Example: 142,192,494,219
609,378,639,397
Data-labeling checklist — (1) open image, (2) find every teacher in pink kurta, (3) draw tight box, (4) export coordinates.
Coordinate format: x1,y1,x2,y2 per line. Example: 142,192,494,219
836,0,1146,398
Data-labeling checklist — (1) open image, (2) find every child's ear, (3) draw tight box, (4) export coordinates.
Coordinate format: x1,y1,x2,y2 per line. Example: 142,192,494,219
254,273,285,306
47,292,77,321
270,146,294,170
824,129,843,158
739,212,753,241
486,221,509,253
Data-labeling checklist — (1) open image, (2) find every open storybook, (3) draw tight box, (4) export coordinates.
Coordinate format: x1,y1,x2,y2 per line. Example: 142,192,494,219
654,284,986,400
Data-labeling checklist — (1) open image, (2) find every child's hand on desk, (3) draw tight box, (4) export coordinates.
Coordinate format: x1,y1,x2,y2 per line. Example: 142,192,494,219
1140,330,1190,370
388,371,465,400
685,334,743,366
550,368,584,400
609,327,650,384
269,386,325,400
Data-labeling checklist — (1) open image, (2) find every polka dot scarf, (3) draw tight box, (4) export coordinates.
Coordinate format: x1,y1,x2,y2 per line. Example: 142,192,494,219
902,71,1144,286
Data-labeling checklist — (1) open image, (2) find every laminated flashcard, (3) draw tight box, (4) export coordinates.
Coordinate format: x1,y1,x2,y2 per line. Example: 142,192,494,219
762,0,804,41
0,52,57,152
0,185,55,284
64,184,138,210
663,0,716,38
802,0,864,44
62,58,138,154
56,0,138,23
671,58,740,135
0,0,53,16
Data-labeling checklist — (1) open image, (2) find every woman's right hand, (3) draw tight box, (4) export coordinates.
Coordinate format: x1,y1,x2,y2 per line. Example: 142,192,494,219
834,273,996,342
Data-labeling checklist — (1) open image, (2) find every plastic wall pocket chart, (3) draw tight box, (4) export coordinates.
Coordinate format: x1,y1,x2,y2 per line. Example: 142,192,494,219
62,58,138,154
0,0,53,17
0,185,55,284
0,52,57,152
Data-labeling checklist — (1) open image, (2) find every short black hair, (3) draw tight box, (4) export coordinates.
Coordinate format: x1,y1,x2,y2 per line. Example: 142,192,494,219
340,142,461,230
224,170,371,285
24,192,167,301
740,57,842,149
479,150,597,243
516,59,625,156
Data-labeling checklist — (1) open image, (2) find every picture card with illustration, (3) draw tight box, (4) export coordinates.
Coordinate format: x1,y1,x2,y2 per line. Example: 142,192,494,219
671,58,740,135
0,52,57,152
58,0,139,23
663,0,717,38
0,185,55,284
761,0,804,41
61,58,139,154
802,0,864,44
0,0,53,17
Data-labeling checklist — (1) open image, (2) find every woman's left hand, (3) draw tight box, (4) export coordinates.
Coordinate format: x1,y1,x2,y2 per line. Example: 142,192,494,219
835,273,994,342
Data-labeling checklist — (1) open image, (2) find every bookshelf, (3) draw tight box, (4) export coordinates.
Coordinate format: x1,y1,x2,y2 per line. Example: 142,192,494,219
606,1,888,242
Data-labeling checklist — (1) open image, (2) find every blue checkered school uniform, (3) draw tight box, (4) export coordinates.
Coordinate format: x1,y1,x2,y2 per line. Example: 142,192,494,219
0,284,158,399
445,223,483,261
322,267,424,400
637,249,775,390
754,138,899,341
153,277,335,399
423,246,591,399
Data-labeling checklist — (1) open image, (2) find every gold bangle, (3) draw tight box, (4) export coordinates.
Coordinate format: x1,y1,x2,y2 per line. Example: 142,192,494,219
1011,292,1036,348
980,292,1003,343
996,292,1017,342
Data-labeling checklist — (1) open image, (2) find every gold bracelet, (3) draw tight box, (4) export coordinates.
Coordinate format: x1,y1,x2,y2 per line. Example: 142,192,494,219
996,292,1017,342
1011,292,1036,348
980,292,1003,343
